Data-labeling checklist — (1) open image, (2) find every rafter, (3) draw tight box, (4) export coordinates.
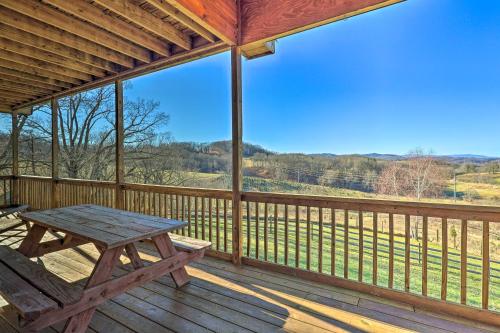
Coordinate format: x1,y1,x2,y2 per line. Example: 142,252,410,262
0,49,92,82
0,80,54,95
14,41,228,110
0,67,72,89
0,23,120,73
0,59,81,86
0,72,63,91
0,0,152,63
160,0,237,45
0,37,107,77
41,0,171,57
93,0,192,50
0,7,134,68
0,89,38,100
141,0,216,42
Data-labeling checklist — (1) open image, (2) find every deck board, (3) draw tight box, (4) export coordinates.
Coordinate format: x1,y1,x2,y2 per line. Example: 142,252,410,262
0,228,497,333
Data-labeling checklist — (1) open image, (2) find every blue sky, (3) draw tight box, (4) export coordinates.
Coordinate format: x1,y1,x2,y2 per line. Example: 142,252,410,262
125,0,500,156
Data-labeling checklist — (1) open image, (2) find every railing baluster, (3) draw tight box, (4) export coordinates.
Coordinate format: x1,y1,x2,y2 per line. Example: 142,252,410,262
441,218,448,300
187,196,192,237
246,201,250,257
256,202,260,259
201,197,205,240
461,219,467,305
284,204,289,266
224,199,228,253
482,222,490,310
194,196,198,238
209,198,213,244
358,211,363,282
274,203,278,263
331,208,336,276
405,214,410,292
422,216,428,296
295,205,300,268
344,209,349,279
306,206,311,271
264,202,268,261
373,212,378,285
318,207,323,273
216,199,220,251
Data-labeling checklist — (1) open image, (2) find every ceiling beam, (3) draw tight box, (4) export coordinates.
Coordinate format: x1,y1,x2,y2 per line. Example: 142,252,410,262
141,0,216,42
240,0,404,46
0,48,93,82
0,0,152,63
0,23,120,73
0,50,90,83
0,80,54,95
0,89,39,100
0,37,107,77
159,0,237,45
0,67,72,89
0,72,63,91
41,0,171,57
14,41,229,110
92,0,192,50
0,7,134,68
0,59,81,86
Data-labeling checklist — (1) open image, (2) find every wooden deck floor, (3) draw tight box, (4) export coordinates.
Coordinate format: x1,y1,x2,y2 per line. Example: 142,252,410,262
0,228,498,333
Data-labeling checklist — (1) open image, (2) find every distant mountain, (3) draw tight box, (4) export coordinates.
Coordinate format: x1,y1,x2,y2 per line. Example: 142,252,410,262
361,153,403,161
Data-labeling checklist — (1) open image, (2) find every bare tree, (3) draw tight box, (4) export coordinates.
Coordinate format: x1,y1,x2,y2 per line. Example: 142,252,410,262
376,148,448,200
18,84,180,182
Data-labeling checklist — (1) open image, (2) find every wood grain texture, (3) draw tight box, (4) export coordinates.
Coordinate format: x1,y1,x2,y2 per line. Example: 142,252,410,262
20,205,187,249
162,0,237,44
0,261,58,321
240,0,404,45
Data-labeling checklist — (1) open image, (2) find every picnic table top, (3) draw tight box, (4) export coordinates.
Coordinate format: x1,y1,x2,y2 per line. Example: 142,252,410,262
20,205,187,249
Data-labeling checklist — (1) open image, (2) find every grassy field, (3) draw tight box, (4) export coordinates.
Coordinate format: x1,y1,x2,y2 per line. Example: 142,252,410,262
178,208,500,312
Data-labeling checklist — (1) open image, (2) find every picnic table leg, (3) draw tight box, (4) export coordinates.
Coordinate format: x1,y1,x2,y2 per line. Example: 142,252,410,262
152,234,190,288
17,224,47,257
62,246,124,333
125,243,144,269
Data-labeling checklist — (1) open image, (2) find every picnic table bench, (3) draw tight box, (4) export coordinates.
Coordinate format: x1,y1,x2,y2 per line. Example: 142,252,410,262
0,205,210,333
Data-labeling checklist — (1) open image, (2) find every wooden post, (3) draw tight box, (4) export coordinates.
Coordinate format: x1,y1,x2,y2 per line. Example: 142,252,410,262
231,46,243,265
51,98,60,208
115,80,125,210
11,112,18,205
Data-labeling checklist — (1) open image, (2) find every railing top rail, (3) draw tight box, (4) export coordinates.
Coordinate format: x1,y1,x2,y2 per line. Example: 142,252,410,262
242,191,500,221
0,175,13,180
123,182,232,199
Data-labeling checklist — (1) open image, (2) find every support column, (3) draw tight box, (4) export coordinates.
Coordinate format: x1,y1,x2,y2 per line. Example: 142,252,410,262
11,112,18,205
231,46,243,265
51,98,60,208
115,80,125,210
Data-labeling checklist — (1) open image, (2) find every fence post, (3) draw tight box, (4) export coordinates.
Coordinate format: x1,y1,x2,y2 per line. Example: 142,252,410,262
115,80,125,210
51,98,60,208
231,45,243,265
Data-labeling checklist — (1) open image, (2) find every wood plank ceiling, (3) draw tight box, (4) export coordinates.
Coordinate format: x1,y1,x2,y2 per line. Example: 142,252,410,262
0,0,231,113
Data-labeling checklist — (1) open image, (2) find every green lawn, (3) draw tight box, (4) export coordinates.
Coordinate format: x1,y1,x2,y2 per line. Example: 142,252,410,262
177,210,500,312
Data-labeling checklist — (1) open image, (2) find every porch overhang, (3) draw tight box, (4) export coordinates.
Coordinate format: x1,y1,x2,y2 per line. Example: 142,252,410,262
0,0,403,113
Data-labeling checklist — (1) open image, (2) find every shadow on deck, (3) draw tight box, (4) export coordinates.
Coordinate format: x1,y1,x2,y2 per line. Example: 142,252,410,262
0,228,497,333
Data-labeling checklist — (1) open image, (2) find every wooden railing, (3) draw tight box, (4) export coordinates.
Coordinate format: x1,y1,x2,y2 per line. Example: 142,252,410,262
18,176,51,210
0,175,13,206
122,183,233,259
240,192,500,323
13,176,500,325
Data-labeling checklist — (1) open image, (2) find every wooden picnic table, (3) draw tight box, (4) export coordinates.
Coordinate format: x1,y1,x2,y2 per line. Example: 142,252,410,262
0,204,210,333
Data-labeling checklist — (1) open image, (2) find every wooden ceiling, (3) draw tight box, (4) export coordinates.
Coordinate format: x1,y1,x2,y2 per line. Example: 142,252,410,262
0,0,403,114
0,0,236,113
